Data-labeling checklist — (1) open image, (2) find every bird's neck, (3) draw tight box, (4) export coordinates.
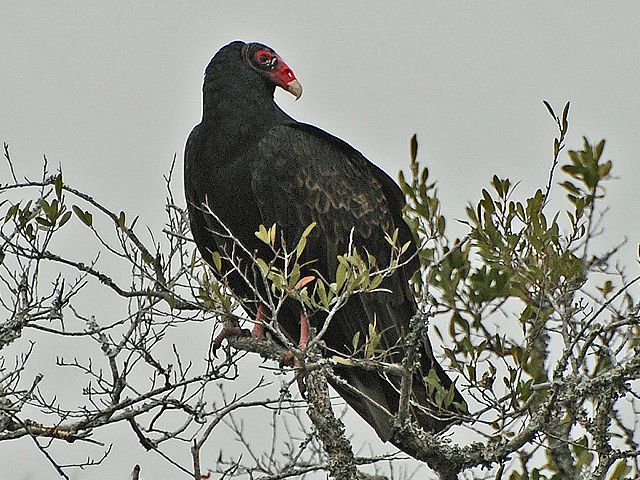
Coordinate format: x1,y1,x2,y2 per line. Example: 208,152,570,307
200,75,280,156
203,71,277,118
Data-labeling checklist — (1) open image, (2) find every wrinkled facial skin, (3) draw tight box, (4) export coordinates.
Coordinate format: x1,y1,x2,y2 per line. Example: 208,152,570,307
242,43,302,99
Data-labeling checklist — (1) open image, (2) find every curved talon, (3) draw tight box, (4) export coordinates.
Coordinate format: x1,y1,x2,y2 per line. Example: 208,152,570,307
295,368,307,399
278,351,307,397
279,350,296,367
212,305,267,357
211,326,250,356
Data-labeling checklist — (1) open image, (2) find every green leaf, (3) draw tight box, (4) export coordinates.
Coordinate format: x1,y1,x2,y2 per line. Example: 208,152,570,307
352,331,361,351
255,224,270,244
211,251,222,272
72,205,93,227
295,236,307,258
571,435,593,470
268,224,277,245
599,159,612,177
444,382,456,407
118,211,126,229
481,189,495,213
72,205,82,220
58,212,72,228
608,460,631,480
492,175,503,197
317,279,329,306
301,221,316,239
35,217,52,227
83,210,93,227
368,321,376,339
5,203,20,221
437,215,446,235
423,368,445,395
385,229,399,247
410,134,418,163
54,173,63,200
369,274,383,290
332,355,353,366
295,223,316,257
561,101,570,132
560,181,581,195
595,139,605,160
335,262,348,291
542,100,555,119
255,258,269,275
365,319,381,357
398,170,411,195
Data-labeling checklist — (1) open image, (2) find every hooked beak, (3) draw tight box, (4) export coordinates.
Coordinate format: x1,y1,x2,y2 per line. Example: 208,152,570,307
267,53,302,101
286,79,303,100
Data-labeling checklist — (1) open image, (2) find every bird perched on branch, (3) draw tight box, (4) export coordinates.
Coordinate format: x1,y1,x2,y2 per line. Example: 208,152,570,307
184,40,465,453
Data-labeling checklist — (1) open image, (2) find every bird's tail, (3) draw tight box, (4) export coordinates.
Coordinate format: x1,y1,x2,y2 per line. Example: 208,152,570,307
329,352,465,453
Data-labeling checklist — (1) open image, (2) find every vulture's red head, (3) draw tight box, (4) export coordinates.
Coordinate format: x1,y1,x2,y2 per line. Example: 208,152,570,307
240,42,302,100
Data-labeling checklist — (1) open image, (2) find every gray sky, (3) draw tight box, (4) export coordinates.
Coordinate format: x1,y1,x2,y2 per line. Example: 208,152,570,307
1,2,639,479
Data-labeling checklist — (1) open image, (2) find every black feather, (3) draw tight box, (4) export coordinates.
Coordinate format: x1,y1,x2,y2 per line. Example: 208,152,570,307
184,40,465,450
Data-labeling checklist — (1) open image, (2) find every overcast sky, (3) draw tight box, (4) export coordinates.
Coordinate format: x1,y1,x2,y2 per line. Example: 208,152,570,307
1,2,639,479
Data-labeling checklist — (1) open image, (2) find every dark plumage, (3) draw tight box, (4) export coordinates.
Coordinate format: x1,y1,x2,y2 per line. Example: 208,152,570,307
184,40,465,450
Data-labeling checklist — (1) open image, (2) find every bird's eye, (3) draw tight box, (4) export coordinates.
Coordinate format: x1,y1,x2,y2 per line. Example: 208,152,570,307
246,47,278,70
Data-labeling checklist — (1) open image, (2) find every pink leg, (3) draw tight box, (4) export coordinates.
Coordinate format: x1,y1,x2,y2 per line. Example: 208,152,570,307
211,307,265,355
298,311,310,349
295,312,311,397
281,311,311,366
252,304,265,338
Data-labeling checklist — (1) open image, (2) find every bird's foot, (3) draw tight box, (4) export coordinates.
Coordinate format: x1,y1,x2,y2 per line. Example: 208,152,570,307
279,312,311,397
279,311,311,365
211,325,251,356
279,350,295,367
212,306,267,356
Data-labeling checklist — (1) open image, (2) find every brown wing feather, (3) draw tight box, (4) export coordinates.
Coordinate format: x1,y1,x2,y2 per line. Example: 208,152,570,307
250,124,463,439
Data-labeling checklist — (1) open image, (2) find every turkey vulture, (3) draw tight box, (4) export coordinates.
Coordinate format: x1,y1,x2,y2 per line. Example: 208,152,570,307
184,40,465,449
